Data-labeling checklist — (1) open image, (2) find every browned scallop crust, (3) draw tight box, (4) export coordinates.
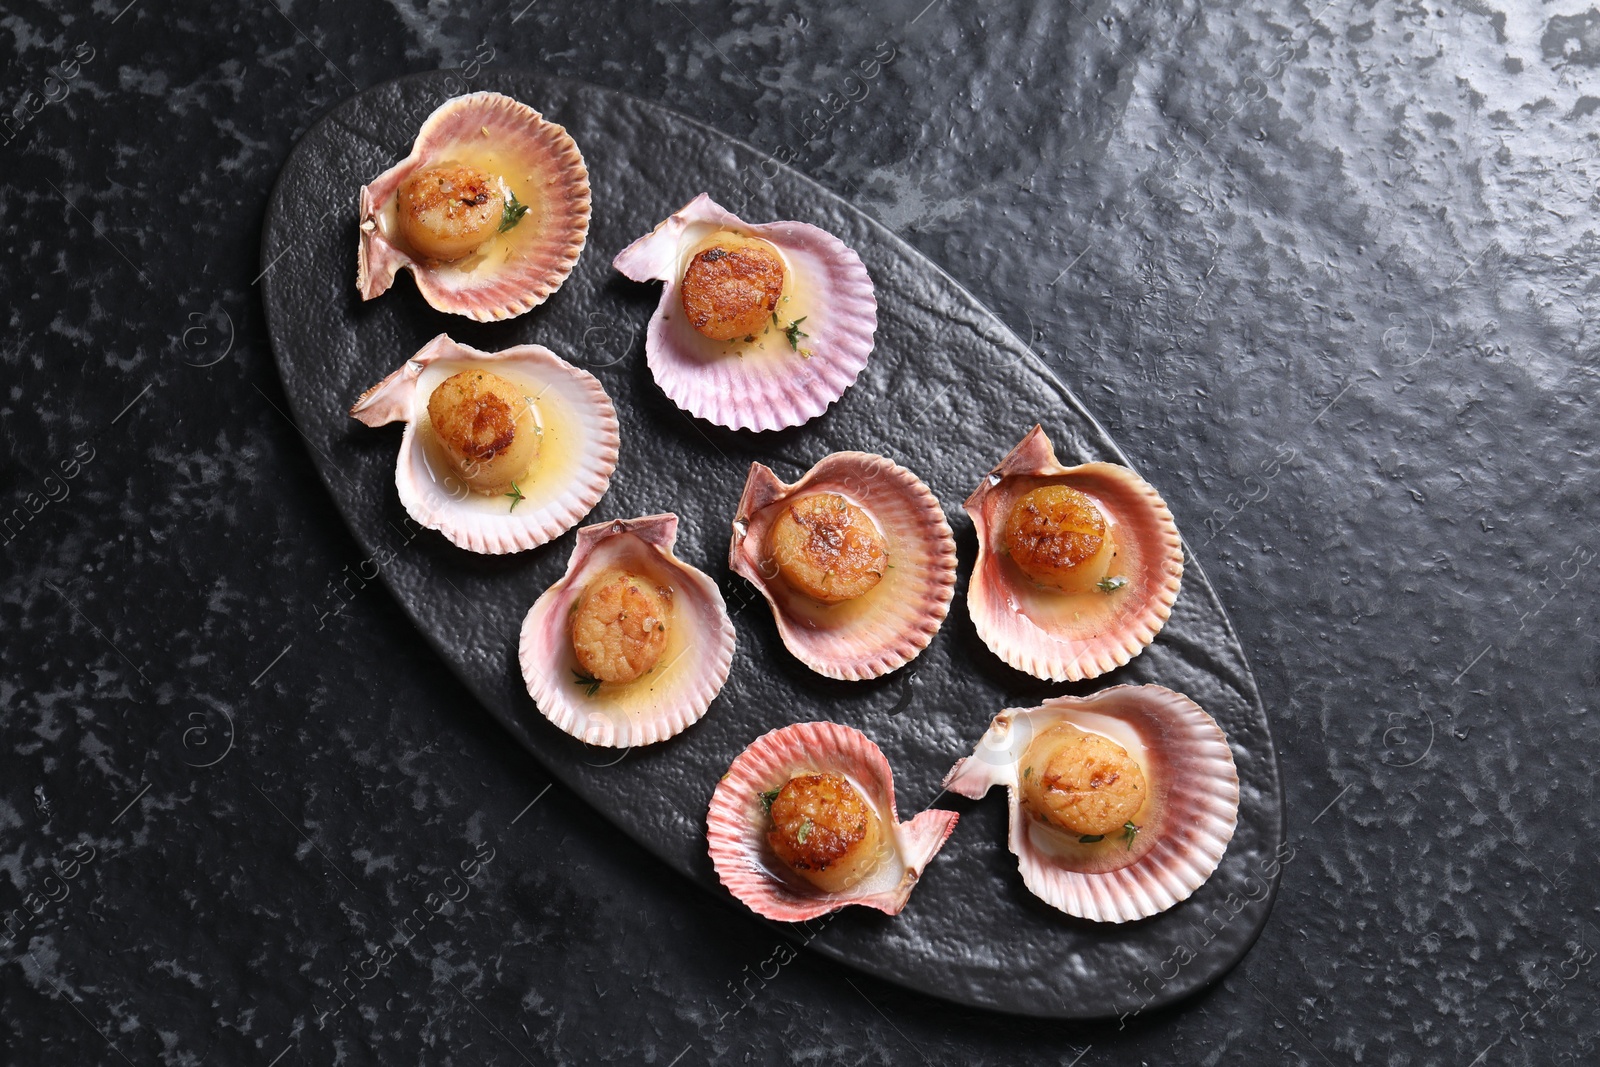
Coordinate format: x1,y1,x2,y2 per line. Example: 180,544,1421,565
398,163,504,260
400,163,497,214
768,773,870,872
1024,729,1146,837
1005,485,1107,580
569,572,672,684
427,372,519,460
680,244,785,340
767,493,888,603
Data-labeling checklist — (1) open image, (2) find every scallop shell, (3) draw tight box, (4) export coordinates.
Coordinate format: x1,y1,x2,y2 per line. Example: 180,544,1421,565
965,425,1183,681
729,452,957,680
518,513,735,747
351,334,618,554
943,685,1239,923
612,193,877,431
708,721,958,922
357,92,590,321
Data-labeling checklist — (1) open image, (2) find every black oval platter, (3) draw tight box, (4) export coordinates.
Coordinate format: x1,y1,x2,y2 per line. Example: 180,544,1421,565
260,70,1285,1020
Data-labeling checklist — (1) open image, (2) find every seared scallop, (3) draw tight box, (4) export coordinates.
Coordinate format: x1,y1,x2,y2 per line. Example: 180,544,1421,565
765,492,888,604
395,162,506,263
1004,485,1117,595
1020,723,1146,838
679,233,787,340
569,571,672,685
425,370,541,495
766,772,885,894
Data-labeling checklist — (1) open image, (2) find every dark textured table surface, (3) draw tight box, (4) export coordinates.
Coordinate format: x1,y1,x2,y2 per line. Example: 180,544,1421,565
3,1,1596,1064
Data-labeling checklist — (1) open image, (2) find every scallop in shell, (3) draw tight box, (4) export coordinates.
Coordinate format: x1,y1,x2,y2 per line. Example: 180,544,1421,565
350,334,618,555
519,513,735,747
966,425,1183,681
613,193,876,431
943,685,1239,923
729,452,956,680
708,721,958,922
357,92,590,321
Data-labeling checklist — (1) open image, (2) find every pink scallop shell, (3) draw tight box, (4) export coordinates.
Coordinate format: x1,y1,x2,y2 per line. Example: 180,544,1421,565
729,452,957,680
708,721,958,922
357,92,590,321
965,425,1184,681
350,334,618,554
518,514,735,748
612,193,877,431
943,685,1239,923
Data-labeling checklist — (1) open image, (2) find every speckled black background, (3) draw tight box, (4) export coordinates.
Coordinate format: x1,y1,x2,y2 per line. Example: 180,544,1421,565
3,1,1596,1064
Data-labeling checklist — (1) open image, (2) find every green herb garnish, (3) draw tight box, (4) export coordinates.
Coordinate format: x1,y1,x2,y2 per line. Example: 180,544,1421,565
499,192,530,233
784,317,808,350
796,819,812,844
759,789,780,813
1121,821,1140,849
572,669,602,697
505,482,526,512
1078,834,1104,843
1096,575,1129,594
1023,766,1032,779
